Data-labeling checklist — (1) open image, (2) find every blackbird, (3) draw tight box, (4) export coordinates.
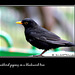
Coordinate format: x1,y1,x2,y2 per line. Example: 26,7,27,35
16,18,75,56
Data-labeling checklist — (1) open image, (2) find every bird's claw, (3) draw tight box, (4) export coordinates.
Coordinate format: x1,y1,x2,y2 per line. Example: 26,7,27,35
33,55,44,57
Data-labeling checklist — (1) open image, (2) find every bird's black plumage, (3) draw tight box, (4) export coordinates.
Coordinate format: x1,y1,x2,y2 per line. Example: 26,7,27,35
16,18,75,56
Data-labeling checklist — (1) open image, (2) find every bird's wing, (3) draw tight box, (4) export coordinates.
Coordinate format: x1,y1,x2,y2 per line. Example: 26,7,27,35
29,31,69,45
29,29,66,45
35,27,61,41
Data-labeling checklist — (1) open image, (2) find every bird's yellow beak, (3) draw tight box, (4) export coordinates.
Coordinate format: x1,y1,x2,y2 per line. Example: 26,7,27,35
16,21,22,24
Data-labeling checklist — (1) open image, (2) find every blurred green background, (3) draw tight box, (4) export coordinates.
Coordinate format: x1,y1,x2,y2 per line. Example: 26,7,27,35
0,6,75,52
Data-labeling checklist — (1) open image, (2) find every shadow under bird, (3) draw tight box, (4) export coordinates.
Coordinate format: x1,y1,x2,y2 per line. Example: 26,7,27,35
16,18,75,56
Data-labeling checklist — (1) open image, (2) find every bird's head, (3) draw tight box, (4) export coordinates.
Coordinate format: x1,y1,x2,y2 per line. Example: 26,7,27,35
16,18,38,28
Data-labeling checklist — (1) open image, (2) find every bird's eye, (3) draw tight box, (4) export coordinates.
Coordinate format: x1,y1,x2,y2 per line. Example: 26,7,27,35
24,22,28,25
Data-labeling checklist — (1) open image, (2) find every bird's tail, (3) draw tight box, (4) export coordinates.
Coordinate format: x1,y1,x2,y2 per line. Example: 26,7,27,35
59,40,75,47
64,42,75,47
60,40,75,47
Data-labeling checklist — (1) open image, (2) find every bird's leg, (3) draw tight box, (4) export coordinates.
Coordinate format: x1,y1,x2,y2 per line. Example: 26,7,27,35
33,50,47,57
39,50,47,56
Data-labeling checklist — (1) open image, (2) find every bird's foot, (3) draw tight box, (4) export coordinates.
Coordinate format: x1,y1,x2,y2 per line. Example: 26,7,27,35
33,54,44,57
